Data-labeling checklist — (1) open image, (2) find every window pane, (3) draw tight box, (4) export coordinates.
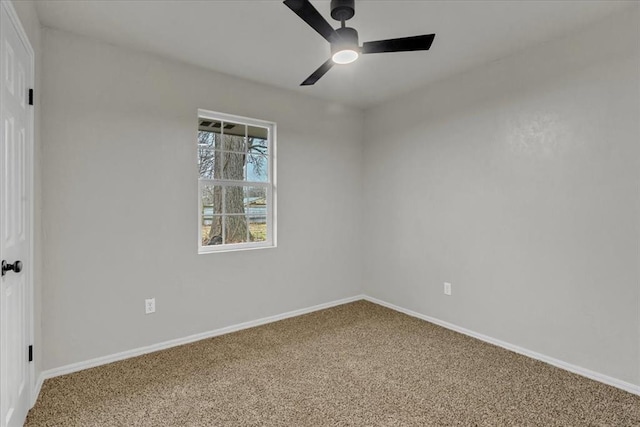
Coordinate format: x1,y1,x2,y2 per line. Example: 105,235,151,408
198,129,217,148
225,215,249,244
222,134,246,153
249,137,268,153
202,215,223,246
201,185,223,215
248,125,268,143
246,187,267,220
247,154,268,182
249,216,267,242
198,147,217,179
225,185,247,214
223,122,246,139
221,151,247,181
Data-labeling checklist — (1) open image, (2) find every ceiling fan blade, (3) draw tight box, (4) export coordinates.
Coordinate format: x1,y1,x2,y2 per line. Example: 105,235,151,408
283,0,341,44
362,34,435,54
301,58,334,86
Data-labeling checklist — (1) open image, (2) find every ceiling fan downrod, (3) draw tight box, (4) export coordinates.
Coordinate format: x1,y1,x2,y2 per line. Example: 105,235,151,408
283,0,436,85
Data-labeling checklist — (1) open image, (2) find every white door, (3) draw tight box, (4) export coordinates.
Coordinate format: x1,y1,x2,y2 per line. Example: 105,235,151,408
0,1,33,426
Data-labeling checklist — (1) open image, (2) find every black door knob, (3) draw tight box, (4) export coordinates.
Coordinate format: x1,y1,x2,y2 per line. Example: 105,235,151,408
1,260,22,276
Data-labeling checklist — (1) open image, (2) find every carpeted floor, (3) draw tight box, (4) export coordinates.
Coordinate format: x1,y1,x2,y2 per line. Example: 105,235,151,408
26,301,639,426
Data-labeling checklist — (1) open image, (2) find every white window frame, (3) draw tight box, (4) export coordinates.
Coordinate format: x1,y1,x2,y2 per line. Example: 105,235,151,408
197,109,277,253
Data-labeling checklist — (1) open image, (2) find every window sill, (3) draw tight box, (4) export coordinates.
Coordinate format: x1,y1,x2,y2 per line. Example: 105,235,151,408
198,243,276,255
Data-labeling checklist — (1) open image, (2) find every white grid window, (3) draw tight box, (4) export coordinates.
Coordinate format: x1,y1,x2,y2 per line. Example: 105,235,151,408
198,109,276,253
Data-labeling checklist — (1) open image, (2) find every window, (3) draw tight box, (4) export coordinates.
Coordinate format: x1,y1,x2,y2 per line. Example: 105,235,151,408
197,109,276,253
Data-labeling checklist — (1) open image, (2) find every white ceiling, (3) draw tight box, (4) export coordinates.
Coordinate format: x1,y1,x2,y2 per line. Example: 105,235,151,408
35,0,632,109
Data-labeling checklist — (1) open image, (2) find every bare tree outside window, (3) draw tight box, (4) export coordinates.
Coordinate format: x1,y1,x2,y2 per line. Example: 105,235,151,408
198,117,270,249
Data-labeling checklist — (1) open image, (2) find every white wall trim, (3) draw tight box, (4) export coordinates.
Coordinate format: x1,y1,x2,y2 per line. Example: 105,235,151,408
362,295,640,397
33,295,365,405
32,293,639,407
32,374,44,406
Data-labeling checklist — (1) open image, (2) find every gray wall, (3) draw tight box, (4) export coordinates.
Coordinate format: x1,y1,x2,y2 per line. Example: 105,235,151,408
11,0,43,384
363,8,639,385
34,3,640,389
41,28,363,370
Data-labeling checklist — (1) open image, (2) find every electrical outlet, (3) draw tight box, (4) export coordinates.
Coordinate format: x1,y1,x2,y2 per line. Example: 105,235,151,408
145,298,155,314
444,282,452,296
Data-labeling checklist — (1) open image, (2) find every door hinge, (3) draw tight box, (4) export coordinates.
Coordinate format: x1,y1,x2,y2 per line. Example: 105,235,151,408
28,345,33,362
28,88,33,106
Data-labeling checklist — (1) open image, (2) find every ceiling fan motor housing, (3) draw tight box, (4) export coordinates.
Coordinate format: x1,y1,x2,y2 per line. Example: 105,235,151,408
332,26,359,54
331,0,355,22
283,0,435,85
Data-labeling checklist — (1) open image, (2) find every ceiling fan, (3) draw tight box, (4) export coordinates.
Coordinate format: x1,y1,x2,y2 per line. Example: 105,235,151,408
283,0,436,86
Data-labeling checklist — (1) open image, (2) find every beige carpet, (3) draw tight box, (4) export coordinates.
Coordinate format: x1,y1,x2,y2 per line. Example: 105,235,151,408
27,301,639,426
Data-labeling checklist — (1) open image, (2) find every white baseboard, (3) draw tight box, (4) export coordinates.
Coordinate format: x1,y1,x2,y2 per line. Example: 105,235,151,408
362,295,640,396
32,372,45,406
33,294,365,406
31,292,639,408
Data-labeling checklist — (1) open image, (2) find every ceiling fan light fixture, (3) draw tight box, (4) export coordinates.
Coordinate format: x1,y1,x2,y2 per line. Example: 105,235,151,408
332,48,359,64
283,0,436,86
331,26,360,64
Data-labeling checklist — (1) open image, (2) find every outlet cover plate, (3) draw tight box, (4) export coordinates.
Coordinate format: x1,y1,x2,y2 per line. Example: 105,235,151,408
145,298,156,314
444,282,452,296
